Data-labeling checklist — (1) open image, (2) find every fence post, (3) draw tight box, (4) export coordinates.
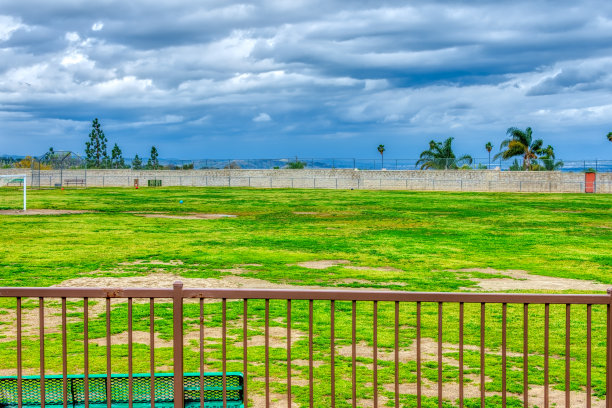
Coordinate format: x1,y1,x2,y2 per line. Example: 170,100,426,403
173,281,184,408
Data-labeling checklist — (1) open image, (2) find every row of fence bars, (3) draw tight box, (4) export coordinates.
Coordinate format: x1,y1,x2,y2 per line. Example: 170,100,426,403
1,282,611,408
4,157,609,171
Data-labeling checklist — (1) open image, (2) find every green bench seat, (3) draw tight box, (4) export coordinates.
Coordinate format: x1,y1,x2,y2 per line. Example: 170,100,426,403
3,179,23,186
0,373,243,408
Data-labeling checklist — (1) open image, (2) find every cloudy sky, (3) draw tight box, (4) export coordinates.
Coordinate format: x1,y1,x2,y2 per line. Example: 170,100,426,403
1,0,612,159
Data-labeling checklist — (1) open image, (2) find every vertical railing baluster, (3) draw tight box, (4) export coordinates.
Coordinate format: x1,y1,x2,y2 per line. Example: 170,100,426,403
607,294,611,408
459,302,464,408
149,298,155,408
523,304,528,408
128,298,134,408
438,302,442,408
199,298,204,408
309,299,313,408
373,300,378,408
265,298,270,408
62,297,68,408
395,301,399,408
544,303,550,408
222,298,227,408
502,303,507,407
331,300,335,408
39,297,45,408
84,298,89,408
287,299,292,408
587,304,591,408
352,300,357,408
17,297,22,408
565,304,570,408
172,282,184,408
106,297,111,408
243,299,248,408
417,302,422,408
480,302,485,408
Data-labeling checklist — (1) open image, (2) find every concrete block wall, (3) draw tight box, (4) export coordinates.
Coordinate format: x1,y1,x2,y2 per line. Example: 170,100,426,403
2,168,611,193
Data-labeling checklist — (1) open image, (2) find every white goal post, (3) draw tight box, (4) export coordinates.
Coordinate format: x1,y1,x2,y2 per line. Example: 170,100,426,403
0,174,27,211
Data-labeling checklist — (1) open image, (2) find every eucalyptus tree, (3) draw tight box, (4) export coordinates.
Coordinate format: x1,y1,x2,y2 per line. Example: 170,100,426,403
416,137,472,169
494,127,543,171
607,132,612,142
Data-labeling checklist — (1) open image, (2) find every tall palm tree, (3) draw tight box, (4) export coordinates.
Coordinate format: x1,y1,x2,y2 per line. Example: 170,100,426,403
607,132,612,142
377,144,385,169
485,142,493,169
416,137,472,169
493,127,543,171
537,145,564,171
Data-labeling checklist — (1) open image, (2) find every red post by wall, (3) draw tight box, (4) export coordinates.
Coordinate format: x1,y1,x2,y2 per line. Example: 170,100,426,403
585,172,596,193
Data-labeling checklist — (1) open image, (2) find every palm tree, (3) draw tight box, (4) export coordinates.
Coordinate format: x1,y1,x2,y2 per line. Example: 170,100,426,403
493,127,543,171
485,142,493,169
607,132,612,142
537,145,564,171
377,144,385,169
416,137,472,169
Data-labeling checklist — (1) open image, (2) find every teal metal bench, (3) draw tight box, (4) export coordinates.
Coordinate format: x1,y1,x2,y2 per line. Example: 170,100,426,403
0,373,243,408
3,178,24,187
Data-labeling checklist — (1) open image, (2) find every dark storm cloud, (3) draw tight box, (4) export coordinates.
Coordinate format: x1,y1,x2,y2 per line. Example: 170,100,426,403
0,0,611,158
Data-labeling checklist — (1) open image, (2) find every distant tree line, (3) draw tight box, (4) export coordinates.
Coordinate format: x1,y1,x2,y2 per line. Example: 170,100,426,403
411,126,572,171
84,118,161,170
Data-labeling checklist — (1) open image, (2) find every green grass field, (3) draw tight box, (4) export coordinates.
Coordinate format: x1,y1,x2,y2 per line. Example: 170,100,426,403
0,187,611,407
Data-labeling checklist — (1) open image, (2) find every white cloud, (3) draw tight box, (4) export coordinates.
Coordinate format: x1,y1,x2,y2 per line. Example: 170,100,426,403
91,22,104,31
0,15,24,41
61,51,87,66
65,32,80,42
253,113,271,122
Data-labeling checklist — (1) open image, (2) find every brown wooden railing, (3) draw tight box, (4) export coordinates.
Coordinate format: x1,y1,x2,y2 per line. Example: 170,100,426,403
0,282,610,408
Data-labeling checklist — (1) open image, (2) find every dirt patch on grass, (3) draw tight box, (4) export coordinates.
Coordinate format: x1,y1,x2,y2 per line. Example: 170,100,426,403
119,260,184,266
53,273,395,293
90,330,174,348
292,260,404,273
134,213,236,220
293,260,350,269
55,273,312,290
233,326,307,349
0,209,90,215
455,268,610,291
343,265,403,272
292,211,330,216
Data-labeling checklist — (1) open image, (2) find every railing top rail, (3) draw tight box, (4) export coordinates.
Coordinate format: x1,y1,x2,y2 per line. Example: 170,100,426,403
0,284,610,304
